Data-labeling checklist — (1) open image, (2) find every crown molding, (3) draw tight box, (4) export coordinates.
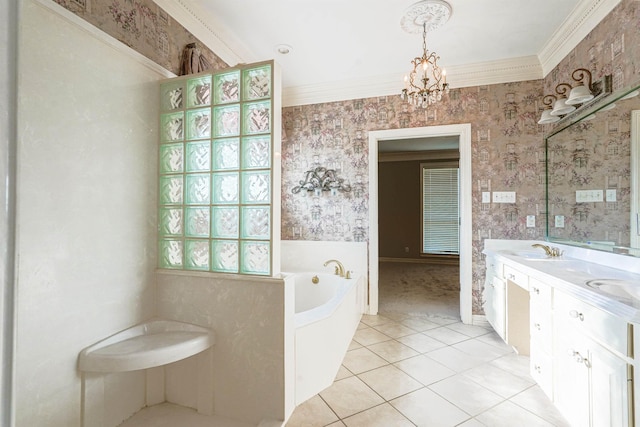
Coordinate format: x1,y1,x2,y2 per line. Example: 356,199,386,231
162,0,619,107
153,0,250,67
282,56,542,107
538,0,622,76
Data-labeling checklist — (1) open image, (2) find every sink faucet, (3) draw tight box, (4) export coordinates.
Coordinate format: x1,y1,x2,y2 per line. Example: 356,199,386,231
531,244,562,257
324,259,345,277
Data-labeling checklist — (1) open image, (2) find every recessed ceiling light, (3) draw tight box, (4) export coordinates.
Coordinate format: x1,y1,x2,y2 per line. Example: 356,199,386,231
275,44,292,55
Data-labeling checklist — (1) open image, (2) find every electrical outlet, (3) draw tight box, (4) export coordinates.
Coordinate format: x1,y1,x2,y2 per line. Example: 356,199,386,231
526,215,535,228
492,191,516,203
555,215,565,228
404,247,409,253
482,192,491,203
606,189,617,202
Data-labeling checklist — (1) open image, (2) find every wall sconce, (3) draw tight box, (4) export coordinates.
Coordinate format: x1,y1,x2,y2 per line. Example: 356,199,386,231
550,83,576,116
537,95,560,124
566,68,595,105
291,166,352,196
538,68,612,124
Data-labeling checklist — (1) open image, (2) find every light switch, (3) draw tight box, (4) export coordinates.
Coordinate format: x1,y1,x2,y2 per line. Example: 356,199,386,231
576,189,603,202
606,189,617,202
492,191,516,203
526,215,535,228
555,215,565,228
482,192,491,203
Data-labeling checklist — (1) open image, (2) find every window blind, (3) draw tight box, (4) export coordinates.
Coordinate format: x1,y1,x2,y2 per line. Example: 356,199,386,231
422,167,459,254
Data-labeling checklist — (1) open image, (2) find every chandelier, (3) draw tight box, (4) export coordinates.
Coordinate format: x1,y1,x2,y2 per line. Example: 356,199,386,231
400,0,451,108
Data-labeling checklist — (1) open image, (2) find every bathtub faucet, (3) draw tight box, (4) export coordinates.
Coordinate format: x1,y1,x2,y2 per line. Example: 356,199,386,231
324,259,345,277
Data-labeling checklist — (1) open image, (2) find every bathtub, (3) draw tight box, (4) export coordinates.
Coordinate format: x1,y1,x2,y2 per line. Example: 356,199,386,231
290,272,365,405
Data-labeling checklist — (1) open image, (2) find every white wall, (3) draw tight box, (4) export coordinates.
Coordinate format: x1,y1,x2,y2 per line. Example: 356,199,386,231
1,0,18,425
14,1,170,425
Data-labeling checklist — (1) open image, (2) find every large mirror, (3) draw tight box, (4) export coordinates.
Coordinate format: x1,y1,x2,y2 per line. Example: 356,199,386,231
545,80,640,257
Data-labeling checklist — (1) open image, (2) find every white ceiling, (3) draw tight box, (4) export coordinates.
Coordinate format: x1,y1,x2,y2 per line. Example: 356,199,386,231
159,0,621,105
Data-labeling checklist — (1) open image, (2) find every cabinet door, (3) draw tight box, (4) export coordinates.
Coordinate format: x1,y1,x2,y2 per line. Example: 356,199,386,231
554,325,590,427
590,345,631,427
484,276,505,339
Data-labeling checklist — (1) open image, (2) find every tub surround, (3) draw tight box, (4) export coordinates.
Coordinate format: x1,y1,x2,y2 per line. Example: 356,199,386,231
156,271,295,426
292,271,366,404
483,239,640,426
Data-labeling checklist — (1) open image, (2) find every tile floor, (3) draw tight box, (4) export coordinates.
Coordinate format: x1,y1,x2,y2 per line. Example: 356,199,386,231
285,312,570,427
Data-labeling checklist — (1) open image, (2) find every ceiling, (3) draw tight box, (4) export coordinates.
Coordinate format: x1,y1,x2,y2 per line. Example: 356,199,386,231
159,0,620,105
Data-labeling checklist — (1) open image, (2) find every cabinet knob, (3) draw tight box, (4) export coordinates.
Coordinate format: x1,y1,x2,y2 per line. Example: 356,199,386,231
532,287,540,294
534,364,542,373
534,323,541,330
569,310,584,321
508,273,516,280
567,349,591,368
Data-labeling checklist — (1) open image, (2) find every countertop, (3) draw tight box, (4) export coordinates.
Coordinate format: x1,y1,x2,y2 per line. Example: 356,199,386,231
483,240,640,324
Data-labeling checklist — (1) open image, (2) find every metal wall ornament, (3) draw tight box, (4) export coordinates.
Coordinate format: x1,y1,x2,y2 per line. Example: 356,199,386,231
291,167,352,196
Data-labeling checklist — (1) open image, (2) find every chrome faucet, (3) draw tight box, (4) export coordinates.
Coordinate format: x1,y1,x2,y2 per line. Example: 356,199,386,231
531,244,562,257
323,259,345,277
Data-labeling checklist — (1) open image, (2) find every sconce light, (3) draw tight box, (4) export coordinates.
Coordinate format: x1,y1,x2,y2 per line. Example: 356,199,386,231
550,83,576,116
538,68,612,124
566,68,595,105
537,95,560,124
291,166,352,196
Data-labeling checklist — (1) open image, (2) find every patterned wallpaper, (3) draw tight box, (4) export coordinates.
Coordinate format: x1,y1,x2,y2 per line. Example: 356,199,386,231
282,81,546,314
283,0,640,314
52,0,228,75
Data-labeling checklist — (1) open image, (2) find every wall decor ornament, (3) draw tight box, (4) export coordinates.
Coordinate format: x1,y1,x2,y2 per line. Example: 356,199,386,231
291,167,352,196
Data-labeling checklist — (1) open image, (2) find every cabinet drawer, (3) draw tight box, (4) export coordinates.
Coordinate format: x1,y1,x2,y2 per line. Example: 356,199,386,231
530,347,553,400
529,278,552,308
530,308,552,354
554,290,630,357
503,265,528,289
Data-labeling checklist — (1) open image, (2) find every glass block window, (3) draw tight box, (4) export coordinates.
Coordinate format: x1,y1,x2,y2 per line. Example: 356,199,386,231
159,62,274,275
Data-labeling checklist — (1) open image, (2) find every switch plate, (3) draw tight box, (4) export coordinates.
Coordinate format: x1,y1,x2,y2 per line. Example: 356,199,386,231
606,189,617,202
576,189,603,202
482,192,491,203
492,191,516,203
526,215,535,228
555,215,565,228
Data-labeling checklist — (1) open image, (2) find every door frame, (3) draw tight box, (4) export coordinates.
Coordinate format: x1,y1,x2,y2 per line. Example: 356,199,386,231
367,124,473,324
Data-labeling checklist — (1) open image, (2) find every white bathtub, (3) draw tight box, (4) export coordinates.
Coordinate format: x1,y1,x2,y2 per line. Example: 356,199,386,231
290,271,365,405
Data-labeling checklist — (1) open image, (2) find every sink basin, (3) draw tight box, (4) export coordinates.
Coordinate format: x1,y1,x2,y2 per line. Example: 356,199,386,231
585,279,640,300
500,250,566,260
78,319,215,373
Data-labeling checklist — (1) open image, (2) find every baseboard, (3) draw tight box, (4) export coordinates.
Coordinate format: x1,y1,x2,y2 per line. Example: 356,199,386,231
472,315,490,327
379,257,459,266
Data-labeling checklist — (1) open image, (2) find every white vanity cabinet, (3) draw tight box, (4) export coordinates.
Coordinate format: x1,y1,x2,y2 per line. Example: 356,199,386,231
483,255,506,339
553,290,633,427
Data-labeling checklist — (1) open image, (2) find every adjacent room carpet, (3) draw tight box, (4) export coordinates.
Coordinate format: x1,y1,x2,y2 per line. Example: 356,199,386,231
378,261,460,319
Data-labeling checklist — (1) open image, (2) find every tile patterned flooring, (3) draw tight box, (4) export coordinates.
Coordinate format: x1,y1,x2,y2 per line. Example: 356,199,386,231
285,312,570,427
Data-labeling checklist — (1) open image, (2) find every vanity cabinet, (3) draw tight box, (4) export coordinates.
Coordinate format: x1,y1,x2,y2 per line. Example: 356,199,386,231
483,256,506,339
553,290,632,427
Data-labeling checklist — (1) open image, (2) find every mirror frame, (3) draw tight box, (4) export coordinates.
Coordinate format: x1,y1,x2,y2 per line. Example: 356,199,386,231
545,78,640,257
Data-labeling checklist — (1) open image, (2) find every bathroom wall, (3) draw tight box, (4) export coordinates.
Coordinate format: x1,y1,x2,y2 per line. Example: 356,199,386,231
1,0,18,424
282,79,546,313
14,1,170,425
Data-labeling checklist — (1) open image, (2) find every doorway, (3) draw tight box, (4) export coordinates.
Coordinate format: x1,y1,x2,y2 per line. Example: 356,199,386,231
368,124,473,324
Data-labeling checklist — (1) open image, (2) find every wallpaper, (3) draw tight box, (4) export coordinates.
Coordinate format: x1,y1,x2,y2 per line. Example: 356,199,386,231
282,81,546,314
51,0,228,75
